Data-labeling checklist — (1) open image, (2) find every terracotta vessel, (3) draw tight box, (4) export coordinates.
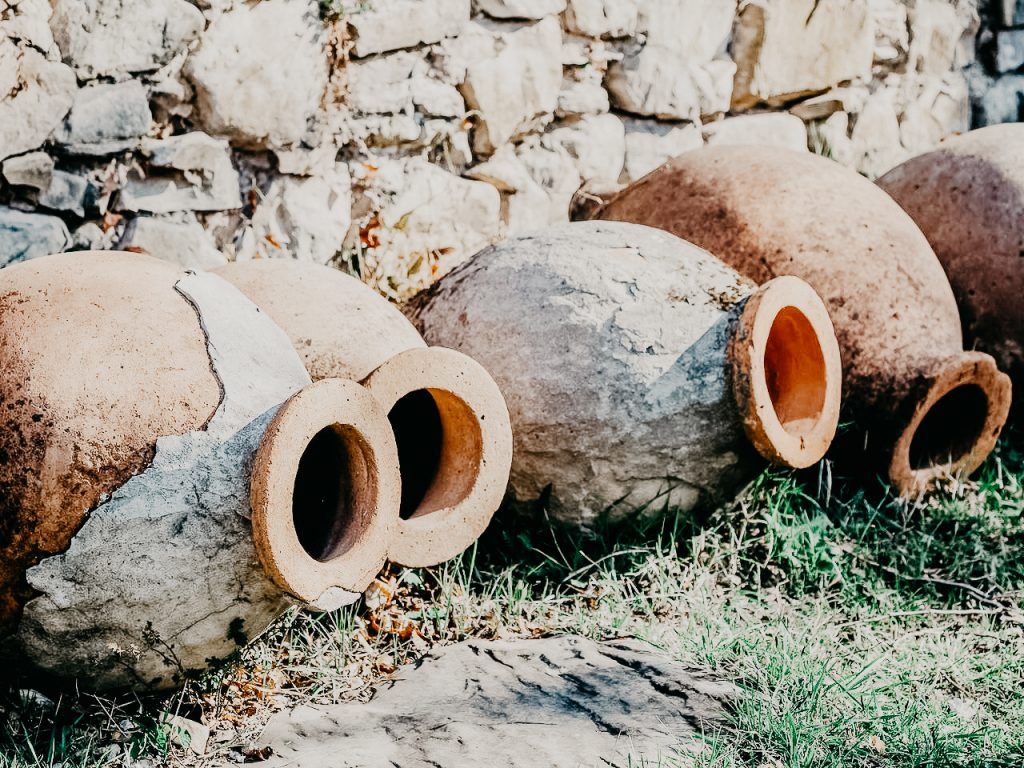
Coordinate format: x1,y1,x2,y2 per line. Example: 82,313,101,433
408,221,842,529
593,145,1012,495
878,124,1024,386
0,252,400,689
213,260,513,567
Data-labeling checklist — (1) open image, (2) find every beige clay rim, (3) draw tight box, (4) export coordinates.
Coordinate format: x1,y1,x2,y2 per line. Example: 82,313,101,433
250,378,401,605
888,351,1011,496
730,275,843,468
362,346,513,568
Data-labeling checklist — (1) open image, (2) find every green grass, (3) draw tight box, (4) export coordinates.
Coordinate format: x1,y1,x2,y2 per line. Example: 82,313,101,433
2,433,1023,767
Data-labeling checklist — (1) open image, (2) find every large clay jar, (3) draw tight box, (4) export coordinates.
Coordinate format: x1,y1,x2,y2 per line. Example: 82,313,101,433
213,260,513,567
407,221,842,530
0,252,401,690
593,145,1012,496
878,124,1024,386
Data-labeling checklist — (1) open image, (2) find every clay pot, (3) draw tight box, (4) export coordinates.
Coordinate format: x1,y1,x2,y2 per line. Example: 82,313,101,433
0,252,401,689
408,221,842,529
877,124,1024,386
592,145,1012,495
213,260,513,567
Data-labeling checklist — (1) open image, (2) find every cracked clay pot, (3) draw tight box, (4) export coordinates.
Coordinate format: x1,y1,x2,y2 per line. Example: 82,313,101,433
593,145,1012,496
878,124,1024,388
213,260,513,568
407,221,842,530
0,252,400,690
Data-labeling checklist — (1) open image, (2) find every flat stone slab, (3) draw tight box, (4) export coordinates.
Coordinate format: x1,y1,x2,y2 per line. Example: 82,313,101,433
258,635,736,767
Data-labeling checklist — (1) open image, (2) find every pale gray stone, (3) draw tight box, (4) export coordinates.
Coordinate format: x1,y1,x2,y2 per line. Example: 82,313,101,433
37,170,91,216
16,272,321,691
621,117,703,182
259,636,735,767
0,0,59,55
55,81,153,155
410,221,763,527
118,133,242,213
346,51,422,114
238,166,352,264
702,113,808,151
995,29,1024,73
972,72,1024,126
545,113,625,182
186,0,328,148
556,77,610,116
732,0,874,110
564,0,638,37
454,18,563,154
119,215,228,269
474,0,566,20
49,0,204,78
0,206,71,265
2,152,54,190
348,0,469,58
0,45,76,162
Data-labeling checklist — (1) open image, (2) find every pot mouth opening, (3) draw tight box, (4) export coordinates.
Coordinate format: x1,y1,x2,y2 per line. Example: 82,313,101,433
763,306,829,436
907,384,989,471
292,424,378,562
732,276,842,469
388,387,484,520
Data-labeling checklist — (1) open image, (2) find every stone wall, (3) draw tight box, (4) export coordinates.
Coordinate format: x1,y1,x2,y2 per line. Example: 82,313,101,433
1,0,980,298
970,0,1024,123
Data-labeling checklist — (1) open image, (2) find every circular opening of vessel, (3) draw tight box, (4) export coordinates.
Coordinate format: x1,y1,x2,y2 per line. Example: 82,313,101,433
908,384,989,471
762,306,828,436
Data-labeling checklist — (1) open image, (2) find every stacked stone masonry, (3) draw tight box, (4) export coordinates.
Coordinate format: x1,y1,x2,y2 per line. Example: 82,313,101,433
0,0,995,297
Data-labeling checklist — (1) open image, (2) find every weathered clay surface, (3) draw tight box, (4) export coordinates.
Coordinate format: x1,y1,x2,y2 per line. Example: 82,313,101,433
877,124,1024,384
259,635,736,768
409,220,838,528
216,261,513,568
594,146,1011,493
0,253,221,632
12,271,318,689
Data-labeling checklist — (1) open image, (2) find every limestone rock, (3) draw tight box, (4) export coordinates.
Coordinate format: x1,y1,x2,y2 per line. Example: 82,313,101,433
556,77,610,116
545,113,625,182
239,167,352,264
731,0,874,110
346,51,423,114
349,157,501,297
605,0,736,120
0,207,71,266
474,0,566,20
971,71,1024,126
55,81,153,155
994,29,1024,73
2,152,54,190
348,0,469,58
186,0,327,148
0,44,76,162
703,113,808,151
850,86,908,178
1,0,59,56
37,170,91,216
906,0,967,76
454,18,563,155
118,133,242,213
49,0,204,78
564,0,639,37
413,79,465,118
258,636,735,767
119,215,228,269
621,118,703,182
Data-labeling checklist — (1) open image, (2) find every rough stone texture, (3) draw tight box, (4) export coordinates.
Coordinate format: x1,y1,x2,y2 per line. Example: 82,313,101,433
49,0,204,78
55,81,152,155
259,636,736,768
186,0,328,148
15,271,314,690
0,44,76,162
0,0,993,296
119,215,228,270
732,0,874,110
702,113,808,150
411,220,766,527
348,0,470,58
2,152,54,190
239,166,352,264
0,207,70,265
453,17,563,155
